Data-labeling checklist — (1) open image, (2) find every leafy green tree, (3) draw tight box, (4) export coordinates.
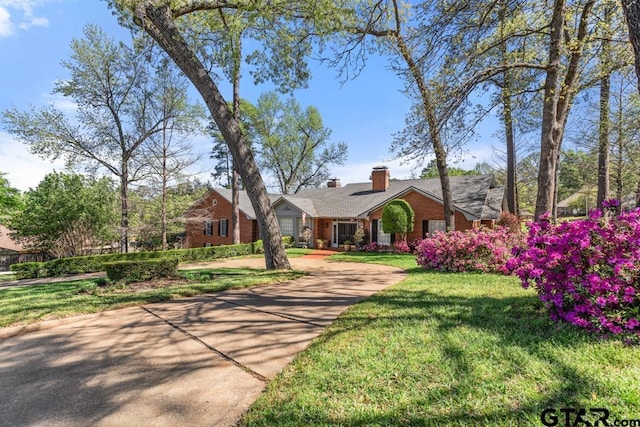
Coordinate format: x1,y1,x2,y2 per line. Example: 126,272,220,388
0,172,21,225
381,199,415,242
2,25,195,253
109,0,343,269
420,160,472,179
8,172,118,257
246,92,348,194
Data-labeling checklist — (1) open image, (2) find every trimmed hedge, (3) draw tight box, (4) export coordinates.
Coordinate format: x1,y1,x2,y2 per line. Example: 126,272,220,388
105,258,179,283
10,242,263,279
10,262,45,279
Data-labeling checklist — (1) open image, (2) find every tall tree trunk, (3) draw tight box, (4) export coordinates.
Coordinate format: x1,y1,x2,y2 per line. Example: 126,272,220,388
120,162,129,254
135,2,289,269
161,138,168,251
499,0,518,216
392,0,454,230
597,6,613,208
231,22,241,245
503,71,518,215
621,0,640,95
535,0,595,219
597,70,611,208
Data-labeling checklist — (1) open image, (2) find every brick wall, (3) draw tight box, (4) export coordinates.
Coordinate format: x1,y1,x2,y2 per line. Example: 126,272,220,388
369,190,474,241
184,190,257,248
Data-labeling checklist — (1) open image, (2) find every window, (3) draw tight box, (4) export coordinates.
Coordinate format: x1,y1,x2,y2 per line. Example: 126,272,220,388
204,221,213,236
427,220,446,235
204,243,212,247
219,219,228,237
279,217,295,237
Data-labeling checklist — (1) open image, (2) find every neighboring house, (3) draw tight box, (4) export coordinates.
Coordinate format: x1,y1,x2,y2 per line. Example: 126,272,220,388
0,225,49,271
184,166,506,249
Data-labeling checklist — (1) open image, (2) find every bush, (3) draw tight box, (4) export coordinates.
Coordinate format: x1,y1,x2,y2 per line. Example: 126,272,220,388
10,262,45,279
392,240,411,253
105,258,179,283
416,226,523,274
34,242,260,278
282,236,295,248
507,204,640,342
496,211,521,234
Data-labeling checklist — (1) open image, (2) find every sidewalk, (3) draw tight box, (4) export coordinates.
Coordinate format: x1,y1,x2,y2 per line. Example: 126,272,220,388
0,256,406,426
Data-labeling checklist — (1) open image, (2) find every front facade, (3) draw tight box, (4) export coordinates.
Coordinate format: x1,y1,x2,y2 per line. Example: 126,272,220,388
184,167,506,249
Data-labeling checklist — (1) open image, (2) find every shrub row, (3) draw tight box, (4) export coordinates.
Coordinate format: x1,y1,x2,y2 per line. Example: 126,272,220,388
105,258,179,283
11,241,263,279
416,226,524,274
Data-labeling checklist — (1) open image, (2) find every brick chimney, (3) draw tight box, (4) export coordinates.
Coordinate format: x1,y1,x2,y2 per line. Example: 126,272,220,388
327,178,341,188
371,166,390,191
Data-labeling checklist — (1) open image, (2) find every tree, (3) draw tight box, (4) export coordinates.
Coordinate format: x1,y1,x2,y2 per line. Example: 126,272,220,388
8,172,117,257
381,199,415,242
145,59,204,250
621,0,640,95
246,92,348,194
420,160,472,179
535,0,595,219
2,25,191,253
0,172,21,226
109,0,335,269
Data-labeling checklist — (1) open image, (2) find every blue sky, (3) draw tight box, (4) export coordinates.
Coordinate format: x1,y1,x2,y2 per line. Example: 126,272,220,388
0,0,497,192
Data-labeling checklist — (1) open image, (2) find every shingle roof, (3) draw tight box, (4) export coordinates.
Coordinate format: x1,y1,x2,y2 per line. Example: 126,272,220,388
281,174,502,220
194,174,504,221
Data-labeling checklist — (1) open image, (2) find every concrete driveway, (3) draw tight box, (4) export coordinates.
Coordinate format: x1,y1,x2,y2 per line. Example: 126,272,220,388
0,256,406,426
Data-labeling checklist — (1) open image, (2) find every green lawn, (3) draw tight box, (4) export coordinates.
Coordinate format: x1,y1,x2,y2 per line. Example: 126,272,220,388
241,252,640,426
0,267,304,328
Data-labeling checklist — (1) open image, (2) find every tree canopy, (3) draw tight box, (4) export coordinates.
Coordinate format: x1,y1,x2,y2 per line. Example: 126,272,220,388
381,199,415,241
8,172,118,257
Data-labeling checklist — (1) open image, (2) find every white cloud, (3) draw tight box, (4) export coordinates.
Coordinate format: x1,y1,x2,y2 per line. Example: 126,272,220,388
18,15,48,30
0,131,66,192
0,0,52,38
0,7,13,37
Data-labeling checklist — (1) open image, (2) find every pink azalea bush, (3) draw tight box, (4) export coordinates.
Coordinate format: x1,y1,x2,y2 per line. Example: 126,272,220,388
415,226,523,274
507,202,640,342
392,240,411,253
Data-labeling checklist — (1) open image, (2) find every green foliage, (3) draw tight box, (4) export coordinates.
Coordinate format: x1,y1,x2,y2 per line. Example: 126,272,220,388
381,199,415,239
7,172,118,257
105,258,179,283
18,242,260,278
0,172,21,225
419,159,474,178
10,262,45,279
282,236,295,248
245,92,348,194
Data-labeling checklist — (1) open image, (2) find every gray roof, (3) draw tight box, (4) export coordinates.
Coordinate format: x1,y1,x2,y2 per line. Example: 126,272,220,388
279,174,502,220
197,174,504,221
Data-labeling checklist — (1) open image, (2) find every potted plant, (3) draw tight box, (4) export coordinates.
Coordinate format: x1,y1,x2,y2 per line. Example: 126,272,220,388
342,240,353,252
316,239,325,249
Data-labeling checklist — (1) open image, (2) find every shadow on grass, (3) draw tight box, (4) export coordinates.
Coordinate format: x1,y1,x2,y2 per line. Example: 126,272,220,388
242,271,639,426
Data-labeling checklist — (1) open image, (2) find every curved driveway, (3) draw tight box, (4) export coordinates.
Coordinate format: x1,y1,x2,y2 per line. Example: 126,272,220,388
0,256,406,426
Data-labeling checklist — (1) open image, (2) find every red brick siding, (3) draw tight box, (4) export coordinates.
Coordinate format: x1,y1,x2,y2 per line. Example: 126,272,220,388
184,190,257,248
371,168,390,192
369,191,474,241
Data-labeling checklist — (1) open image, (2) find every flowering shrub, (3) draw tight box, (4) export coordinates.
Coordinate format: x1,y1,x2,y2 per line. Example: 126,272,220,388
393,240,411,253
508,204,640,342
416,226,523,274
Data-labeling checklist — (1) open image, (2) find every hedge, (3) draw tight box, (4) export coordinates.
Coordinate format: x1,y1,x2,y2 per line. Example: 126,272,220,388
10,241,263,279
105,258,179,283
10,262,45,279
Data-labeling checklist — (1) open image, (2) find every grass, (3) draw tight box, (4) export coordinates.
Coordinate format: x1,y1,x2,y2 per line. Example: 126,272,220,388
0,267,304,328
241,252,640,426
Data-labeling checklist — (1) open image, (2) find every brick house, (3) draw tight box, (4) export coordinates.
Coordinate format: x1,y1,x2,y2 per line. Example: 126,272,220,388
184,166,506,249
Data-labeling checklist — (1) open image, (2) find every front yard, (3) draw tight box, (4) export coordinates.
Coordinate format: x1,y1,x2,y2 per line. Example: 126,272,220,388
0,267,304,328
241,252,640,426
